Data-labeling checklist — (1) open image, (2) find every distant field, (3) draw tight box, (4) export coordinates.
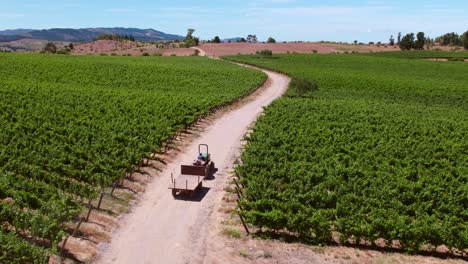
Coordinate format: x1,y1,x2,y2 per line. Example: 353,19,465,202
0,54,265,262
199,42,402,57
226,53,468,252
69,41,404,57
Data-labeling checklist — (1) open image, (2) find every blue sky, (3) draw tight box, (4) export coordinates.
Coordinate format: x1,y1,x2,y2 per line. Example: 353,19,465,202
1,0,467,42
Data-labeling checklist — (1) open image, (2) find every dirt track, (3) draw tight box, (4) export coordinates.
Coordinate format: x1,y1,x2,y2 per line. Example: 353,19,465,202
95,64,289,264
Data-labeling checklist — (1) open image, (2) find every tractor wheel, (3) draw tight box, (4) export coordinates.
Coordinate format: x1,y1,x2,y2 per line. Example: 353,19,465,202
172,189,179,198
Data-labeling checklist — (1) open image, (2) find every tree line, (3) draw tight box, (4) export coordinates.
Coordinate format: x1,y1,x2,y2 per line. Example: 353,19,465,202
435,32,466,47
205,34,276,44
393,30,468,50
94,34,135,41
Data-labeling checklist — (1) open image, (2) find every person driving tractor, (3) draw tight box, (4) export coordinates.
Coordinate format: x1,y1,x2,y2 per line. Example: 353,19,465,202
193,153,205,166
198,153,205,162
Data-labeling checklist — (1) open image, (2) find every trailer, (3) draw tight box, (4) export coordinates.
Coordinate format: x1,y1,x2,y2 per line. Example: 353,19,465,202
169,144,215,198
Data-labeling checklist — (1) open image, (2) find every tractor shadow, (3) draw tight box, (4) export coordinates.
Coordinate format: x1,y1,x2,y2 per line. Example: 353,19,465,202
173,186,211,202
205,167,219,181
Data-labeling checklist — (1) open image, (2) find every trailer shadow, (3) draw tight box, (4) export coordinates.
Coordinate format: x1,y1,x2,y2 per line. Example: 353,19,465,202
173,186,211,202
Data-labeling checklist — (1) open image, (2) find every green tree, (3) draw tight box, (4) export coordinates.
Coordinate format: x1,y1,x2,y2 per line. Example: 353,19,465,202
425,37,432,50
187,29,195,38
184,29,200,47
212,36,221,43
414,32,425,50
389,35,395,46
437,32,461,46
397,32,401,44
239,38,247,42
461,31,468,50
399,33,415,50
43,42,57,54
267,37,276,43
247,34,258,43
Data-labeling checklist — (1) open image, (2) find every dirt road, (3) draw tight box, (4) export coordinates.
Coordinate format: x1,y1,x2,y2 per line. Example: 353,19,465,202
96,64,289,264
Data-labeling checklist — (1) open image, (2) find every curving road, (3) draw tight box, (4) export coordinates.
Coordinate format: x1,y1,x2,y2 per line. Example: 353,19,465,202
96,61,289,264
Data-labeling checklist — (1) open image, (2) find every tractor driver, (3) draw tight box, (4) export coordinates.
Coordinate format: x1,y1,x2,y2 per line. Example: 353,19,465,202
198,153,205,162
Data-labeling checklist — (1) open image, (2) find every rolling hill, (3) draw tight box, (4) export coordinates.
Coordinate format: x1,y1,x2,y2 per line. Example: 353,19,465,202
0,27,184,42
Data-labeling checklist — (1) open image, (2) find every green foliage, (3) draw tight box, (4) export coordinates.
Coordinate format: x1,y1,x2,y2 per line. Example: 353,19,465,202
212,36,221,43
247,34,258,43
183,28,200,47
42,42,57,54
462,31,468,50
255,49,273,56
227,53,468,252
192,49,200,56
289,77,319,97
366,50,468,59
223,228,242,238
56,48,70,55
389,35,395,46
436,32,462,46
95,34,135,41
267,37,276,43
0,230,49,264
141,52,150,56
414,32,425,50
186,28,195,38
0,53,266,259
399,33,415,50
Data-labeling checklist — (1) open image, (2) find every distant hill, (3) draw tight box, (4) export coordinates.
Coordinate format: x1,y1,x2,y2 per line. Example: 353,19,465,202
0,27,184,42
0,29,35,36
0,35,26,42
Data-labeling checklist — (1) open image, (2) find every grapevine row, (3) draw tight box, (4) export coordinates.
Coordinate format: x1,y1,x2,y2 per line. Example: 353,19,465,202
0,53,266,260
227,52,467,253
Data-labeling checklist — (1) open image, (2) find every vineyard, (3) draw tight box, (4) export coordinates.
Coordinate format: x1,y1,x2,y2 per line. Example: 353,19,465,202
365,50,468,59
0,53,266,262
226,53,468,253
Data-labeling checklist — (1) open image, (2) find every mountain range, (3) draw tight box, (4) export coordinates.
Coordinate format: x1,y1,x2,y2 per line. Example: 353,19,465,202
0,28,184,42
